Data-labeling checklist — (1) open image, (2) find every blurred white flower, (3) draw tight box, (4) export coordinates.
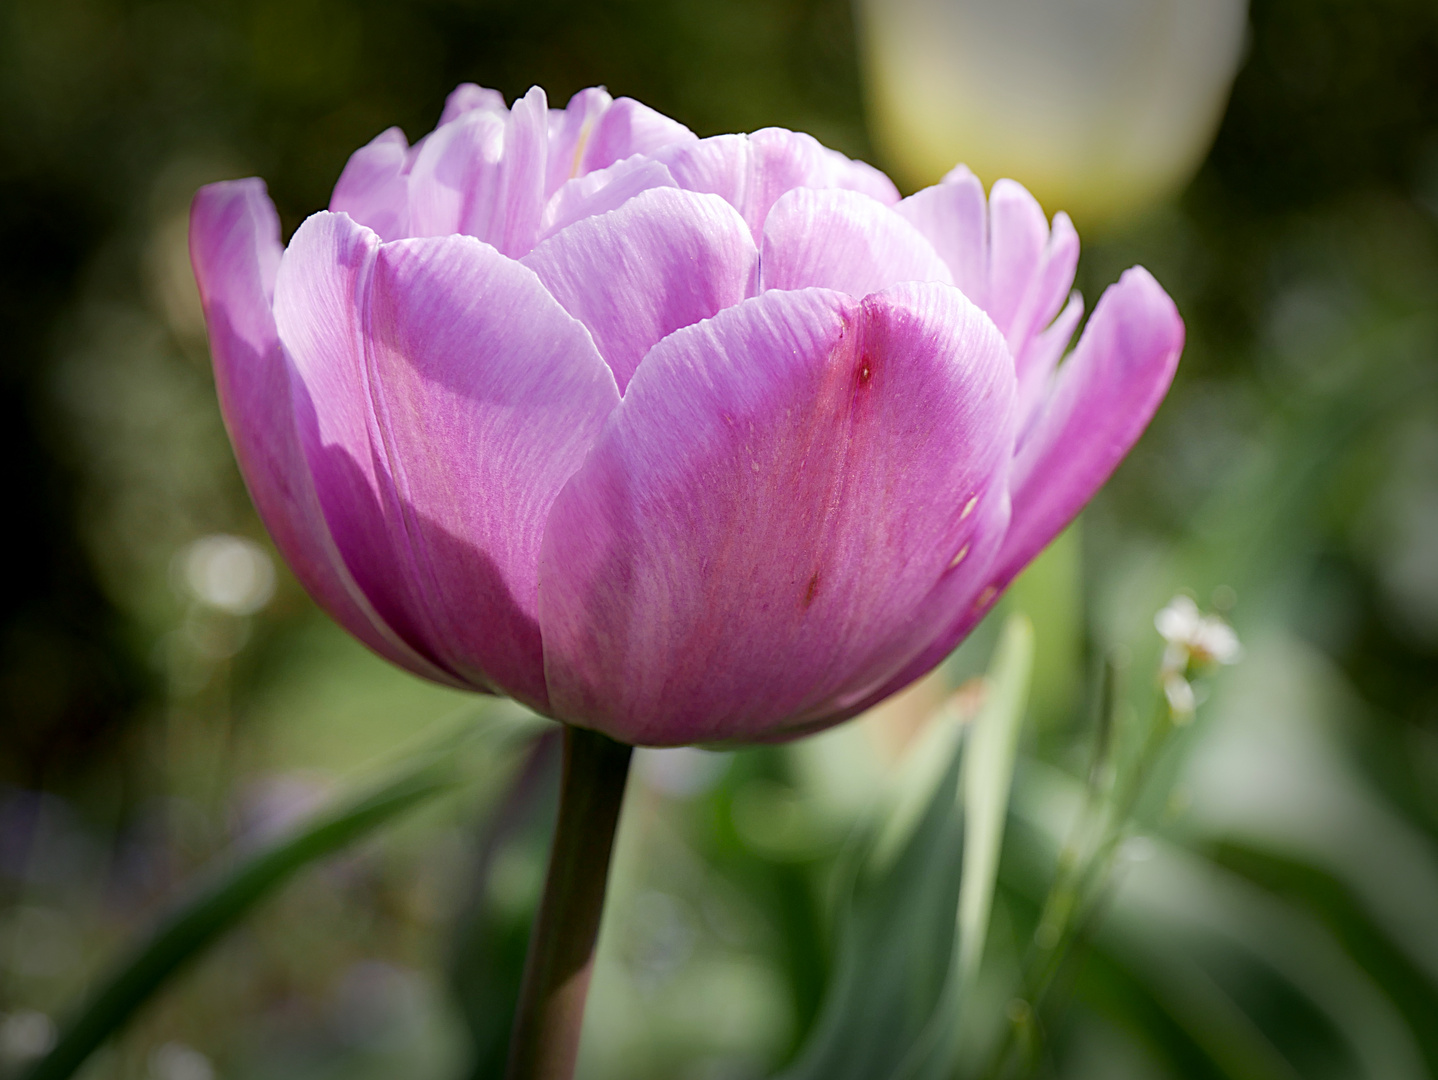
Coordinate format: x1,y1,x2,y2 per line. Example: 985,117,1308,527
179,534,275,615
856,0,1249,226
1156,594,1243,670
1156,594,1240,722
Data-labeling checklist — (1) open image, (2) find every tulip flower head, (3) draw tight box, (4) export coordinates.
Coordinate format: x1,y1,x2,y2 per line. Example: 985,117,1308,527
190,85,1183,746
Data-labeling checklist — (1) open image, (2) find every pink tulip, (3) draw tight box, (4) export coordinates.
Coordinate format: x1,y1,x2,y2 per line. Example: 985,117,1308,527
190,84,1183,747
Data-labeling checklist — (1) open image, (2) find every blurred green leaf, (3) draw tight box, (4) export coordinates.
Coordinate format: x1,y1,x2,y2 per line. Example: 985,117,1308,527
22,711,515,1080
778,617,1034,1080
960,615,1035,994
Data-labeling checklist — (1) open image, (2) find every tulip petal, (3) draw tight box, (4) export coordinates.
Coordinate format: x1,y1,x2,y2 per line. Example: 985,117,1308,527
275,212,620,709
830,271,1181,725
405,87,550,257
896,165,989,307
524,188,758,392
405,107,505,239
538,281,1015,745
439,83,509,126
1016,291,1083,437
986,179,1051,340
759,188,952,296
656,128,901,239
899,171,1081,376
190,181,462,688
546,86,616,194
539,153,677,241
1008,210,1079,359
578,97,696,174
329,127,412,242
825,148,902,206
997,267,1184,587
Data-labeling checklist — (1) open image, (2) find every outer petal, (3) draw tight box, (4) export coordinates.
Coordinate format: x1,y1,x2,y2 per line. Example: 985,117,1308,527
996,267,1184,587
826,269,1182,726
760,188,952,296
190,181,461,688
523,188,759,392
537,281,1015,745
656,128,897,240
274,211,620,709
329,127,411,242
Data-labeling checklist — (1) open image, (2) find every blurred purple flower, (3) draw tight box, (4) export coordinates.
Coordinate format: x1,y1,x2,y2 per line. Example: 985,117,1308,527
190,85,1182,745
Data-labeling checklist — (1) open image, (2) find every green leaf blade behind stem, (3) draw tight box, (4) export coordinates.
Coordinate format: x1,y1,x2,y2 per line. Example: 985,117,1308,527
895,614,1034,1080
777,615,1035,1080
22,712,515,1080
959,615,1034,995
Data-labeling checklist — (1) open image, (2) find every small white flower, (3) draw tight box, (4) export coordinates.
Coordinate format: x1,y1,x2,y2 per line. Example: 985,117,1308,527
1155,593,1242,675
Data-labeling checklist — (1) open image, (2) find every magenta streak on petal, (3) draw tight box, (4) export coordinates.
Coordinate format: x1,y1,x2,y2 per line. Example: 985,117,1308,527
190,181,464,689
759,187,952,297
524,188,758,393
536,281,1015,746
275,212,620,710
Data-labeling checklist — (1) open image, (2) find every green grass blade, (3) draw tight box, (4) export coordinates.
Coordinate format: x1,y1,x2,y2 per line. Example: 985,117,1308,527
22,715,502,1080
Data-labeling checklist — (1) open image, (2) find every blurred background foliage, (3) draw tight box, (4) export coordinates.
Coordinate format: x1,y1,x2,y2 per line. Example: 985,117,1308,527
0,0,1436,1077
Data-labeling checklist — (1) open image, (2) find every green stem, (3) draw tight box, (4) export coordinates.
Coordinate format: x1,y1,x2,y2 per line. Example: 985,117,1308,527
504,725,632,1080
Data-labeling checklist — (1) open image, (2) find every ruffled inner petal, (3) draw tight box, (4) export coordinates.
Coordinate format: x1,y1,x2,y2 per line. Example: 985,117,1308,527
524,188,759,392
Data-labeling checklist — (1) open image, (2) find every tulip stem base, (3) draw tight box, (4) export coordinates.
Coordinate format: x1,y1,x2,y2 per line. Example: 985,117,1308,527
505,724,633,1080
